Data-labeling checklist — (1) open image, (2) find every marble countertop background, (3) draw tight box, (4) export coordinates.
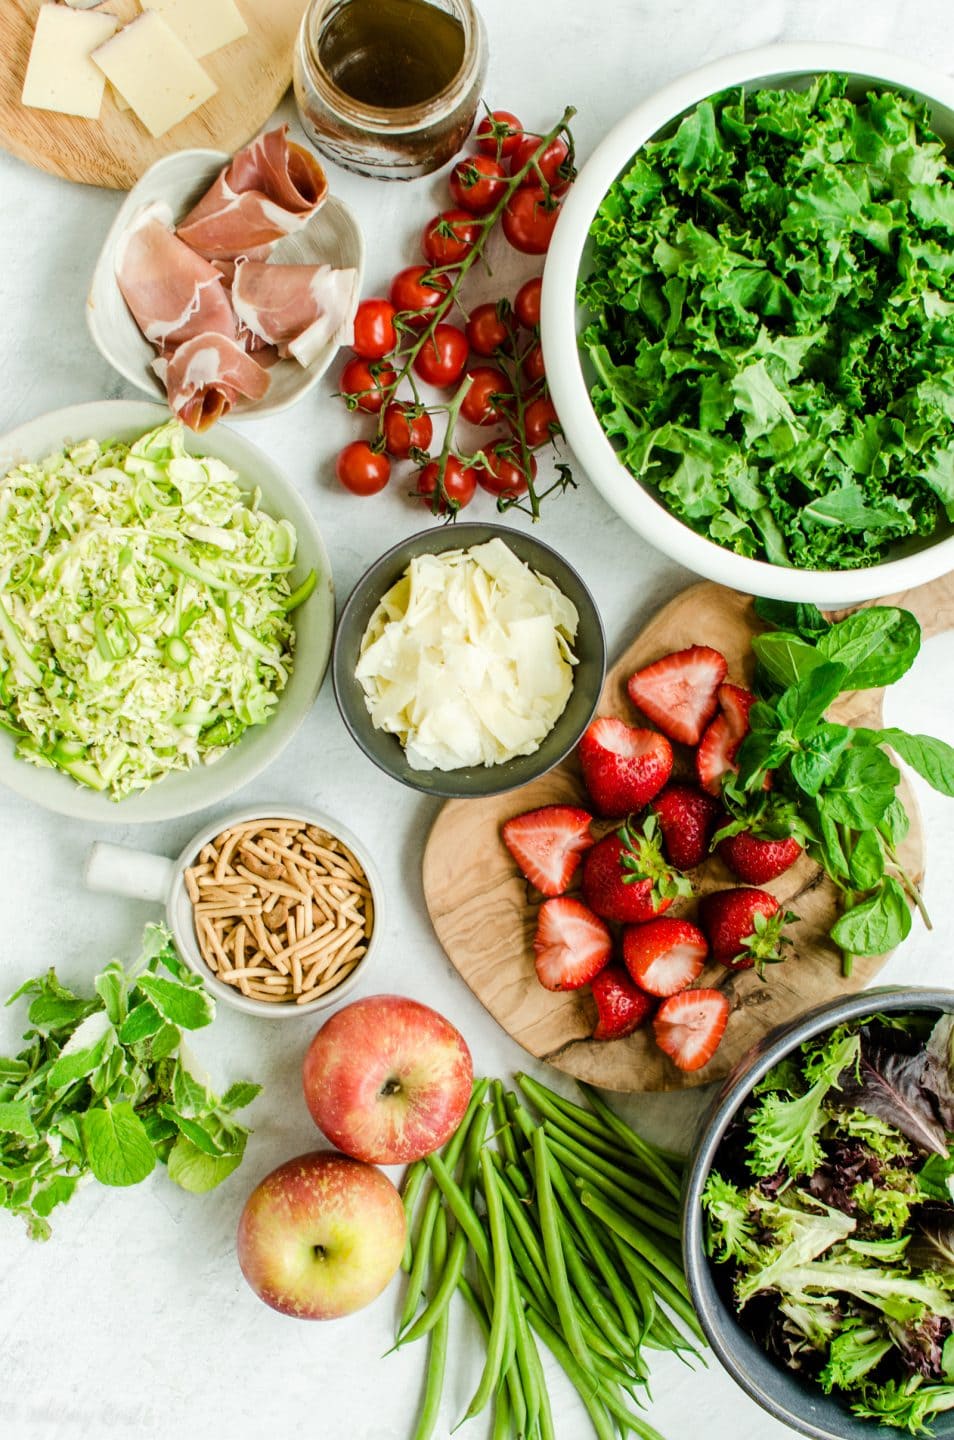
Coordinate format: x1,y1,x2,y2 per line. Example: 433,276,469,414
2,2,954,1436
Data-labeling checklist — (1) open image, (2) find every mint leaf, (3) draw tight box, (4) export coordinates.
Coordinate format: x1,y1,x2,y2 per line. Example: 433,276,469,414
117,1000,163,1044
0,1101,38,1141
825,747,900,828
167,1134,245,1194
172,1061,211,1119
866,728,954,798
818,608,921,690
830,877,912,957
753,598,829,637
752,631,825,689
81,1103,156,1188
94,963,126,1025
776,662,846,738
136,975,213,1031
219,1082,262,1113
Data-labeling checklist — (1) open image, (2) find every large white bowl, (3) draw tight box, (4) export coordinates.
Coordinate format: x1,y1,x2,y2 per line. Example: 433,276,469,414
543,44,954,605
0,401,335,823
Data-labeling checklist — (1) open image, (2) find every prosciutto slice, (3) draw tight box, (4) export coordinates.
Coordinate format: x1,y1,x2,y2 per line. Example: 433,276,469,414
156,334,270,433
231,260,359,367
115,202,235,348
176,125,328,262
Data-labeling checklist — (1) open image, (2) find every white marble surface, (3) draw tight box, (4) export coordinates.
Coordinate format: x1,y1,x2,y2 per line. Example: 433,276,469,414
2,3,954,1437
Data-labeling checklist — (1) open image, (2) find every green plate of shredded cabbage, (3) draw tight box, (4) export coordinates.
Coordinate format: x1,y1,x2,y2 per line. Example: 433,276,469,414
0,407,331,814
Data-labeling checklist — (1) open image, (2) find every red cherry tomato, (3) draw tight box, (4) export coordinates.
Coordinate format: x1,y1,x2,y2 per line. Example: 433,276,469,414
421,209,481,267
502,189,561,255
351,298,397,361
449,155,507,215
460,367,510,427
523,395,559,448
413,323,470,388
477,449,537,499
510,134,573,194
466,302,509,357
476,109,524,158
522,342,546,386
335,442,390,496
417,456,479,513
382,402,433,460
388,266,451,328
339,357,397,413
514,277,542,330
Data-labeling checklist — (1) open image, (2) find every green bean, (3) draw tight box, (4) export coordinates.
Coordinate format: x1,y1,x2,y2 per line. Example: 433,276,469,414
460,1152,513,1425
492,1079,520,1168
510,1270,542,1440
532,1127,588,1368
490,1381,511,1440
525,1304,615,1440
425,1151,491,1277
474,1261,526,1440
555,1205,634,1359
522,1294,555,1440
543,1124,681,1225
577,1082,683,1199
577,1187,689,1299
516,1072,646,1164
401,1159,428,1272
590,1358,667,1440
505,1159,531,1198
609,1231,656,1338
409,1209,449,1440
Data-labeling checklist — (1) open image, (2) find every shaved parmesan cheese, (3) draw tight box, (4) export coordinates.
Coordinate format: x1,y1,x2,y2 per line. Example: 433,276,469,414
356,538,579,772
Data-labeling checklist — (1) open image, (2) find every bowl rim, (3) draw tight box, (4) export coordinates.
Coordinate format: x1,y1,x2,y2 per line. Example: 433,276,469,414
331,520,607,798
0,399,335,823
682,983,954,1440
542,42,954,605
164,802,382,1019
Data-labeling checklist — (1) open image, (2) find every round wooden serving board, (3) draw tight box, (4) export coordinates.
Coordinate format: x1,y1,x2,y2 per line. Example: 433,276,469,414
423,570,954,1093
0,0,309,190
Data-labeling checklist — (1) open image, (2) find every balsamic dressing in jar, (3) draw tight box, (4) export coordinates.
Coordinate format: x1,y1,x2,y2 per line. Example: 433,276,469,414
317,0,466,110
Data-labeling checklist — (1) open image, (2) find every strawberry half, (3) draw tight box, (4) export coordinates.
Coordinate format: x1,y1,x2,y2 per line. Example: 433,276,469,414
696,683,756,796
578,717,673,818
651,784,720,870
653,989,730,1072
627,645,728,746
581,815,693,924
622,917,708,997
591,966,654,1041
533,897,612,991
717,829,802,885
698,887,794,972
502,805,596,896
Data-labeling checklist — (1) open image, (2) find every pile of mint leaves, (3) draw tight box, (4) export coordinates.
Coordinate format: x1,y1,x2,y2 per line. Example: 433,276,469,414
0,924,259,1239
579,74,954,569
720,598,954,972
704,1010,954,1434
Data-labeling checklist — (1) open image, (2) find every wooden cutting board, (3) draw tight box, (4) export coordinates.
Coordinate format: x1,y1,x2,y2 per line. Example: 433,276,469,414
423,570,954,1093
0,0,309,189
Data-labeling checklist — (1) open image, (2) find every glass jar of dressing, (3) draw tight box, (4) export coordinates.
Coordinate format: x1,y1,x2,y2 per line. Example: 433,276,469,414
294,0,488,181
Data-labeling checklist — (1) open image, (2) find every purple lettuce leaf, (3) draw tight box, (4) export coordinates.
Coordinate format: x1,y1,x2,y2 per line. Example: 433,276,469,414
835,1044,948,1157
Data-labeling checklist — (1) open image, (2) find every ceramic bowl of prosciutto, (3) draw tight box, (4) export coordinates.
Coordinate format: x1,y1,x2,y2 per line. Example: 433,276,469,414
87,126,364,432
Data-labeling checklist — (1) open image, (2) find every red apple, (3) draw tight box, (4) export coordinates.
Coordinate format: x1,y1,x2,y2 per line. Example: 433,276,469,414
302,994,473,1164
236,1150,406,1319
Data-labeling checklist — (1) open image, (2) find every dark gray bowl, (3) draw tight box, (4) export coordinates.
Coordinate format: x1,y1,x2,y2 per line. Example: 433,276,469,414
332,523,606,798
683,986,954,1440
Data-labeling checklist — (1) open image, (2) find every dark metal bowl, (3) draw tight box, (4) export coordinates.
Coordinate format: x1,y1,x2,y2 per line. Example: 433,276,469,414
682,986,954,1440
332,523,606,798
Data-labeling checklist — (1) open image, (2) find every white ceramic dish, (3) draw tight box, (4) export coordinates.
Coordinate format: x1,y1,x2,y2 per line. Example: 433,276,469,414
84,804,381,1018
87,148,364,420
0,400,335,823
542,43,954,606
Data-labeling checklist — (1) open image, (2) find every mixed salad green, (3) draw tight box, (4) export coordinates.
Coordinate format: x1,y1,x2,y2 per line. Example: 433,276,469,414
580,75,954,570
704,1010,954,1434
0,420,314,799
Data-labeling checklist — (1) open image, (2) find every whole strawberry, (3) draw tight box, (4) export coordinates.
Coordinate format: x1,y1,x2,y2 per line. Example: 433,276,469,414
718,829,802,885
582,815,692,924
651,784,720,870
591,966,654,1041
699,888,794,973
578,716,672,818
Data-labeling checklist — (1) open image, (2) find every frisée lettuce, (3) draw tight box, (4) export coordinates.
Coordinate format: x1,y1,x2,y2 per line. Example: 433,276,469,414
0,420,314,798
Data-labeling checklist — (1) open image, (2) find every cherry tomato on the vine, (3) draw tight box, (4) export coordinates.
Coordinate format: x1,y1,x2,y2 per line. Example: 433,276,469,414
510,134,573,194
477,448,537,499
351,298,397,361
523,395,559,448
340,357,397,413
514,277,542,330
382,401,434,459
449,155,507,215
460,367,510,427
522,342,546,386
421,209,481,267
417,456,479,513
388,266,451,328
466,302,509,357
476,109,524,158
413,323,470,388
502,188,561,255
336,442,390,496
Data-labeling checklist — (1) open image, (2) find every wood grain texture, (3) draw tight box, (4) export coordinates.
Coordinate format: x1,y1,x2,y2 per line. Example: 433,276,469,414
423,570,954,1093
0,0,308,189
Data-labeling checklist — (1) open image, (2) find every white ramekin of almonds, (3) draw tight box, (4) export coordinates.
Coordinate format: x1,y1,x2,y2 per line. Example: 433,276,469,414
84,804,381,1017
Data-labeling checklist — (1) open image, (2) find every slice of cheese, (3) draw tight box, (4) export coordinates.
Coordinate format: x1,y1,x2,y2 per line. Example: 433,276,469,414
139,0,248,58
21,5,118,120
91,10,217,138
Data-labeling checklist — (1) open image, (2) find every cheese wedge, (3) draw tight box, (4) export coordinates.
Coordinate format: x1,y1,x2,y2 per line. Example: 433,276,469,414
21,5,118,120
139,0,248,58
92,11,217,138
